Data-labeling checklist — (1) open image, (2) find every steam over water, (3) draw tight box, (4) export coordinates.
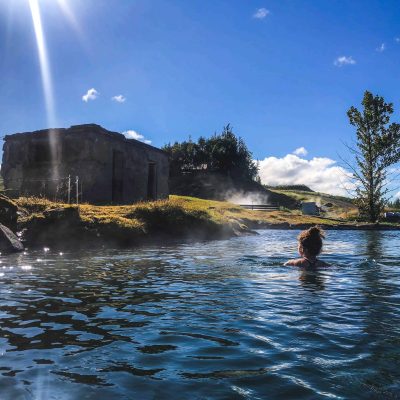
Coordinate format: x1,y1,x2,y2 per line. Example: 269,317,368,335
0,230,400,399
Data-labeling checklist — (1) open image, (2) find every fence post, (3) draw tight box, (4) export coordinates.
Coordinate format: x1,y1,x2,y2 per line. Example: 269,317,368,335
67,175,71,204
75,176,79,205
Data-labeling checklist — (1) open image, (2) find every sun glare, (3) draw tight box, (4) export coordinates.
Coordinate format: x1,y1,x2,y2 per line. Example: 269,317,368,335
56,0,85,39
26,0,83,182
28,0,56,126
28,0,59,180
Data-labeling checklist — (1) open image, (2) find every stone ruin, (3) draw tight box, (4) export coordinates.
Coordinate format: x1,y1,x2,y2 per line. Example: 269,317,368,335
1,124,169,204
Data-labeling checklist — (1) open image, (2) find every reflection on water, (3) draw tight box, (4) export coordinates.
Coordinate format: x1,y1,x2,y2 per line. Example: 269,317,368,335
298,269,326,290
0,230,400,399
364,230,384,261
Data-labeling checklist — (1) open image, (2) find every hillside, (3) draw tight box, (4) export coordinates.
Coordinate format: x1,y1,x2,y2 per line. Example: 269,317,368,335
266,184,314,192
169,172,299,209
269,188,357,220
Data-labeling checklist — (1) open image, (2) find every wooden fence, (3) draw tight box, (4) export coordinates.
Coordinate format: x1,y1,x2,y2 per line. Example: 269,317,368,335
239,204,280,211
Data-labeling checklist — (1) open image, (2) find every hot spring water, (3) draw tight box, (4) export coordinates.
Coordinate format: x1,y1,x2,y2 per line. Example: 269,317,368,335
0,230,399,399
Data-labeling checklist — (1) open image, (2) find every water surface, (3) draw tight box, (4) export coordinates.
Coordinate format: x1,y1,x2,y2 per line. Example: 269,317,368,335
1,230,400,399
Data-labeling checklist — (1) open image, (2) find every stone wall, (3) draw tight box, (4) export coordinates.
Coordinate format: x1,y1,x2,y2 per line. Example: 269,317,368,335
1,124,169,204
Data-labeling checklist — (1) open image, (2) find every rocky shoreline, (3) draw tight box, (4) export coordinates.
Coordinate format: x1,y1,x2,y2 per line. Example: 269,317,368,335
0,195,399,253
244,220,400,231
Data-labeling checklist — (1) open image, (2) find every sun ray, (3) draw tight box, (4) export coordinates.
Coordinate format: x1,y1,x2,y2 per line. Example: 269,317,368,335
56,0,85,40
28,0,59,181
28,0,56,126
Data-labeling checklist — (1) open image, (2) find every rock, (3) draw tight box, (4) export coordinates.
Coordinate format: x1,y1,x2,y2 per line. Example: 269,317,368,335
43,207,80,223
324,202,333,208
22,206,83,246
228,220,258,236
0,223,24,253
0,194,19,228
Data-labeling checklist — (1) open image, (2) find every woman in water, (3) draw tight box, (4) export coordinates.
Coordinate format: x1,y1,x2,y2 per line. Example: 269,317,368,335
285,226,329,267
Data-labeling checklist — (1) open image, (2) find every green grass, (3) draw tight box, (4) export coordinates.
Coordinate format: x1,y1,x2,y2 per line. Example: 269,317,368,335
14,194,359,231
15,196,251,245
13,194,398,249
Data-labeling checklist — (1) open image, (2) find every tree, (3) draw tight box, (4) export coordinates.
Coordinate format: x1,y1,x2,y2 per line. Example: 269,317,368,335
388,198,400,209
347,91,400,222
162,124,259,182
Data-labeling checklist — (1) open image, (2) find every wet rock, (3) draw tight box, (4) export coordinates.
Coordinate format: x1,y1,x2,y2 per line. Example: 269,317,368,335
228,220,257,236
23,206,83,246
270,222,291,229
0,194,19,228
0,223,24,253
43,207,80,223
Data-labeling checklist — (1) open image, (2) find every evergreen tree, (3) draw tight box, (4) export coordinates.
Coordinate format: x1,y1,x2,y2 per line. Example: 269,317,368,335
347,91,400,222
163,124,258,182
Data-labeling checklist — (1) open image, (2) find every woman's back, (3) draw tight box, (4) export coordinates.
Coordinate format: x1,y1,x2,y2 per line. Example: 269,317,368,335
285,257,329,268
285,226,330,267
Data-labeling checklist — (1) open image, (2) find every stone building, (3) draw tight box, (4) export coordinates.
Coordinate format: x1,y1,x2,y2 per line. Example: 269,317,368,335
301,202,319,216
1,124,169,204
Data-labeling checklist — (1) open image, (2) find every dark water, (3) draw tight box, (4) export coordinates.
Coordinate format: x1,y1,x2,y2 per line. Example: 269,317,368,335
1,230,400,399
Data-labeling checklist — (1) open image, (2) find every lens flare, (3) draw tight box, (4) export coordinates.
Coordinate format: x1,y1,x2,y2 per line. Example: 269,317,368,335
28,0,56,126
57,0,83,38
28,0,59,181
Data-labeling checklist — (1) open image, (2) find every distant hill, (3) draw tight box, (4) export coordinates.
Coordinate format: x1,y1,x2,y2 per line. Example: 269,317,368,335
266,184,314,192
169,172,299,209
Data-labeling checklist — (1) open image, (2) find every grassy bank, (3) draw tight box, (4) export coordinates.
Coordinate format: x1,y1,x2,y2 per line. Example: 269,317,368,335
12,195,400,248
15,196,252,247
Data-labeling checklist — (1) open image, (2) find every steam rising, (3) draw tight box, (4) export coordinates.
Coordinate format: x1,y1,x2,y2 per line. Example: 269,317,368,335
226,191,269,205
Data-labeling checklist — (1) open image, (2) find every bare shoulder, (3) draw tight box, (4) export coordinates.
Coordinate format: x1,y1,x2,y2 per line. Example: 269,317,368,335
285,258,331,267
284,258,305,267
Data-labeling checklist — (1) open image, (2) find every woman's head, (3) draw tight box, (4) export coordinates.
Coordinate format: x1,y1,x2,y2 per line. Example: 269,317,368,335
298,226,325,257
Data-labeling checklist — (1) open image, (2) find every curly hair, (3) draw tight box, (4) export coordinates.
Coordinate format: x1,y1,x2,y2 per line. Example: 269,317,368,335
298,226,325,256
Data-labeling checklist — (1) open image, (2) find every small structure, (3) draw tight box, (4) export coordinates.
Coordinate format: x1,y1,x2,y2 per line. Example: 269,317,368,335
301,202,319,216
384,212,400,222
1,124,169,204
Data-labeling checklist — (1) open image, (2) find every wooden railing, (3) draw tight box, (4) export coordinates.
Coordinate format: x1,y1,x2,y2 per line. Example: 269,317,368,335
239,204,279,211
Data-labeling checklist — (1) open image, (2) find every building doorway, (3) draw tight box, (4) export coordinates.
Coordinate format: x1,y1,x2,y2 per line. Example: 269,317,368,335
147,162,157,200
112,150,124,203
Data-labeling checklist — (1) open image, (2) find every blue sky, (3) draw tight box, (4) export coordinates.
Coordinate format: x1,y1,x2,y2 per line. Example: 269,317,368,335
1,0,400,194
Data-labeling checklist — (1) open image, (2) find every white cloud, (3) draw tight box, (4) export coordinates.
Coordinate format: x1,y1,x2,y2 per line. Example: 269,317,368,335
253,8,270,19
334,56,356,67
122,130,152,145
82,88,99,102
376,43,386,52
258,153,353,196
112,94,126,103
293,147,308,156
394,191,400,199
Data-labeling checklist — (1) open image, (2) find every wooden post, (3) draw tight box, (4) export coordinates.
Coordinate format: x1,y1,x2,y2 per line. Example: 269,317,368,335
67,175,71,204
75,176,79,205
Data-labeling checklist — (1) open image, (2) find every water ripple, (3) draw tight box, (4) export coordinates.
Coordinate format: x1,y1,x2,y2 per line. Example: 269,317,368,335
0,230,399,399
